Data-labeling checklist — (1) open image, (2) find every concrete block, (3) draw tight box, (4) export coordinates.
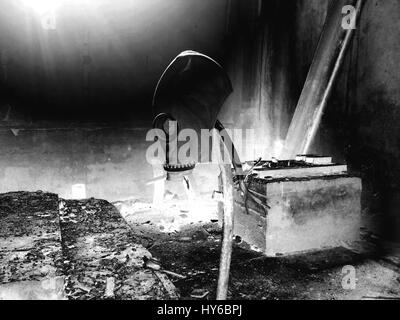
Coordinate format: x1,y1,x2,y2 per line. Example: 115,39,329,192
233,174,362,256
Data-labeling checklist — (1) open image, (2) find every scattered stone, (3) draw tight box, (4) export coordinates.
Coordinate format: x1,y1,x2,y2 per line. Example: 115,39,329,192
162,270,186,280
154,271,180,300
190,289,209,299
58,198,178,300
192,229,209,241
75,281,91,293
105,277,115,298
146,260,161,271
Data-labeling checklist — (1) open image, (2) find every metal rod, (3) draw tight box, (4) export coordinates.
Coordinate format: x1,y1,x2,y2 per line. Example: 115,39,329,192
215,120,244,177
214,121,268,300
215,121,269,210
214,120,235,300
302,0,364,154
216,161,234,300
282,0,364,159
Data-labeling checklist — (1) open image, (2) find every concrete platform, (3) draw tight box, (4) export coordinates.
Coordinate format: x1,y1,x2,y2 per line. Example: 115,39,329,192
233,173,362,256
0,192,178,300
0,192,66,300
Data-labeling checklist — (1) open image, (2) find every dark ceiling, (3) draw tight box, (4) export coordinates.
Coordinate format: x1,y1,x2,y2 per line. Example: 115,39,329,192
0,0,230,122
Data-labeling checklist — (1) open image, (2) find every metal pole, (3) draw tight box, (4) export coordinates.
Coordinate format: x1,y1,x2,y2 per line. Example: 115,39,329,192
282,0,364,159
302,0,364,155
216,161,234,300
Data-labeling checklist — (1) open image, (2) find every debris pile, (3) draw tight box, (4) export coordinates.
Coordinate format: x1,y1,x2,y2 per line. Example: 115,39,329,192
0,192,65,299
0,192,179,300
2,192,399,300
114,198,219,234
59,198,178,300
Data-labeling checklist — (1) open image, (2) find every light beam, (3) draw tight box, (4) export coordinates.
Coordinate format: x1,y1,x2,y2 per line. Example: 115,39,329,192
21,0,65,14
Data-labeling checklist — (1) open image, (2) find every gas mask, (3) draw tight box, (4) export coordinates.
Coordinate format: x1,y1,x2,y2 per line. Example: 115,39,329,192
152,51,233,174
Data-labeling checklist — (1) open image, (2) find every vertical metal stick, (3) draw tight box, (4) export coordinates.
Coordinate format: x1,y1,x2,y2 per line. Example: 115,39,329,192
216,157,234,300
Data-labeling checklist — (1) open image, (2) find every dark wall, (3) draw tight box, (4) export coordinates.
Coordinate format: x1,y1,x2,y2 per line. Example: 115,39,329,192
347,0,400,240
224,0,400,240
305,0,400,240
220,0,330,160
220,0,299,160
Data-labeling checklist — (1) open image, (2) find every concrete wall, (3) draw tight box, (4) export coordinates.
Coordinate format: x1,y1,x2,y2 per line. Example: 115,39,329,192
0,125,155,201
0,124,220,202
220,0,299,160
222,0,400,240
347,0,400,240
220,0,329,160
303,0,400,240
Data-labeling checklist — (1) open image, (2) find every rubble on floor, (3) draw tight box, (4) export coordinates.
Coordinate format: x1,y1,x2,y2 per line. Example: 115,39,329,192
1,191,399,300
114,198,218,234
0,192,65,300
59,198,178,300
0,192,179,300
116,198,400,300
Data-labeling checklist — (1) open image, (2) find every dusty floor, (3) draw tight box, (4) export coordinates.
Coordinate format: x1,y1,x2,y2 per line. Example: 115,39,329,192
119,199,400,300
59,198,177,300
0,192,177,300
1,192,400,300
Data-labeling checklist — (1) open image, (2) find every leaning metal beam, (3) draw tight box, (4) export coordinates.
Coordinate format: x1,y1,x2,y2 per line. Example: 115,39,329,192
281,0,364,159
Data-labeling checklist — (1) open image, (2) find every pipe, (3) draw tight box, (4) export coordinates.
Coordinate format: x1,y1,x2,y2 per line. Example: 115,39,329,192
216,161,234,300
302,0,364,154
282,0,364,159
215,121,269,300
215,120,244,177
215,120,269,211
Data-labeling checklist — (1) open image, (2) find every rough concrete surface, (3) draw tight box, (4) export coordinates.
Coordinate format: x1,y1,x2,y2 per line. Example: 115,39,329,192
59,198,178,300
0,192,179,300
0,192,66,300
231,174,362,256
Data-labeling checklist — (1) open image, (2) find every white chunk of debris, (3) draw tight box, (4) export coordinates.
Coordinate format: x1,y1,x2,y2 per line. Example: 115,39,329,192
145,260,161,271
105,277,115,298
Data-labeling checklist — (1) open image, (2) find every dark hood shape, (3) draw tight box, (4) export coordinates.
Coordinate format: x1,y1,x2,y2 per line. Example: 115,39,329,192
152,50,233,171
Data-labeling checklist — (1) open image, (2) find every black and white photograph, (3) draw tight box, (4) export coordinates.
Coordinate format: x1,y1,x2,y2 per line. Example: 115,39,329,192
0,0,399,309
